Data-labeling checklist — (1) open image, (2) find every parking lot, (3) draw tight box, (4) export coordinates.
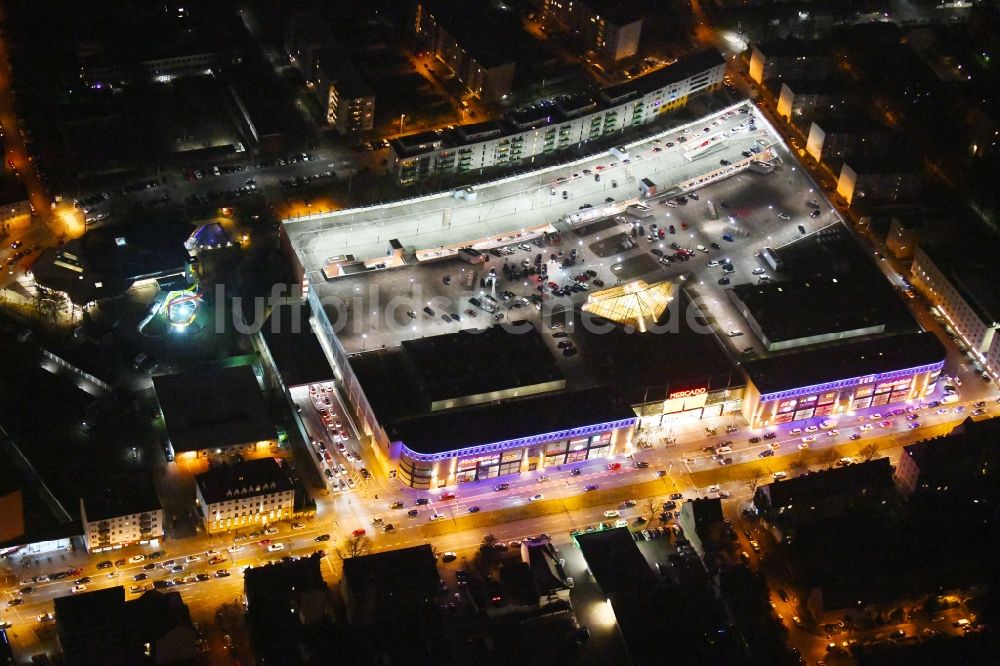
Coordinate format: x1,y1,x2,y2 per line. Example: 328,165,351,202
296,99,843,368
291,382,374,496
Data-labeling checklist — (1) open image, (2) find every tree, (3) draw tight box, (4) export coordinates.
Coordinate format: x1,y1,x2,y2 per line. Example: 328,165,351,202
480,533,498,552
789,456,809,477
747,468,765,495
343,535,371,558
860,443,879,462
645,497,661,522
473,534,502,581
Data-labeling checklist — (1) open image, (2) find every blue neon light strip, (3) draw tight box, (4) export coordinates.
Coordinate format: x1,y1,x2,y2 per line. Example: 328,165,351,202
759,360,944,403
398,417,638,462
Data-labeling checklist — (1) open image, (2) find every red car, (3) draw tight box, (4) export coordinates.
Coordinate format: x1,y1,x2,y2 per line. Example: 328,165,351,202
680,222,689,230
547,282,558,290
440,492,456,501
607,462,622,471
352,529,366,538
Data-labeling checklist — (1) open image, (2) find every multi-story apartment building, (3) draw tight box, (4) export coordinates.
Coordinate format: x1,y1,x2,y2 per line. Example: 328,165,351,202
313,49,374,134
541,0,643,63
414,0,519,102
748,38,833,85
837,152,923,207
774,77,861,125
194,458,295,534
910,244,1000,383
390,48,725,185
804,111,891,170
79,477,164,553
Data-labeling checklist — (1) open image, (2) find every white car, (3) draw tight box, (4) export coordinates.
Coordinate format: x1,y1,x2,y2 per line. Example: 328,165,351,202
789,428,802,435
71,585,86,594
228,545,243,553
773,471,787,479
429,513,446,521
707,484,720,494
798,442,811,450
859,423,873,431
804,425,818,433
802,435,816,443
128,555,145,564
185,555,200,562
603,510,620,518
614,519,628,528
529,494,544,502
264,527,279,536
267,543,285,552
826,429,840,437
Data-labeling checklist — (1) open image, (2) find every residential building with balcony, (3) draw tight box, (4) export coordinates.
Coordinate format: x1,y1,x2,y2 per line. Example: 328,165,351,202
390,48,724,184
79,476,163,553
312,49,374,134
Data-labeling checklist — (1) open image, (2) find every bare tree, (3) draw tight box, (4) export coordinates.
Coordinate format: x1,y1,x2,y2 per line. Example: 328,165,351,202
343,535,371,558
747,468,765,495
860,443,879,462
818,448,839,467
789,456,809,477
645,497,660,522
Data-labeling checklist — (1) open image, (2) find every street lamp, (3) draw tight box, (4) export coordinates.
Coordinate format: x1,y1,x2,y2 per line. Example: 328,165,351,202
399,114,406,134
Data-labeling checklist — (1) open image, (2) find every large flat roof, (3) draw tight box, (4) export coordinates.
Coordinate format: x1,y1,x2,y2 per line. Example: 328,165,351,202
769,223,918,333
81,475,161,522
743,331,946,396
730,276,889,344
576,528,660,665
261,304,336,388
400,324,564,405
153,365,277,453
385,386,635,455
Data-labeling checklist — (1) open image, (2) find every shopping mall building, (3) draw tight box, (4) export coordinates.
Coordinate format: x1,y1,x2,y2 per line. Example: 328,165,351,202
741,332,946,428
342,324,637,488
